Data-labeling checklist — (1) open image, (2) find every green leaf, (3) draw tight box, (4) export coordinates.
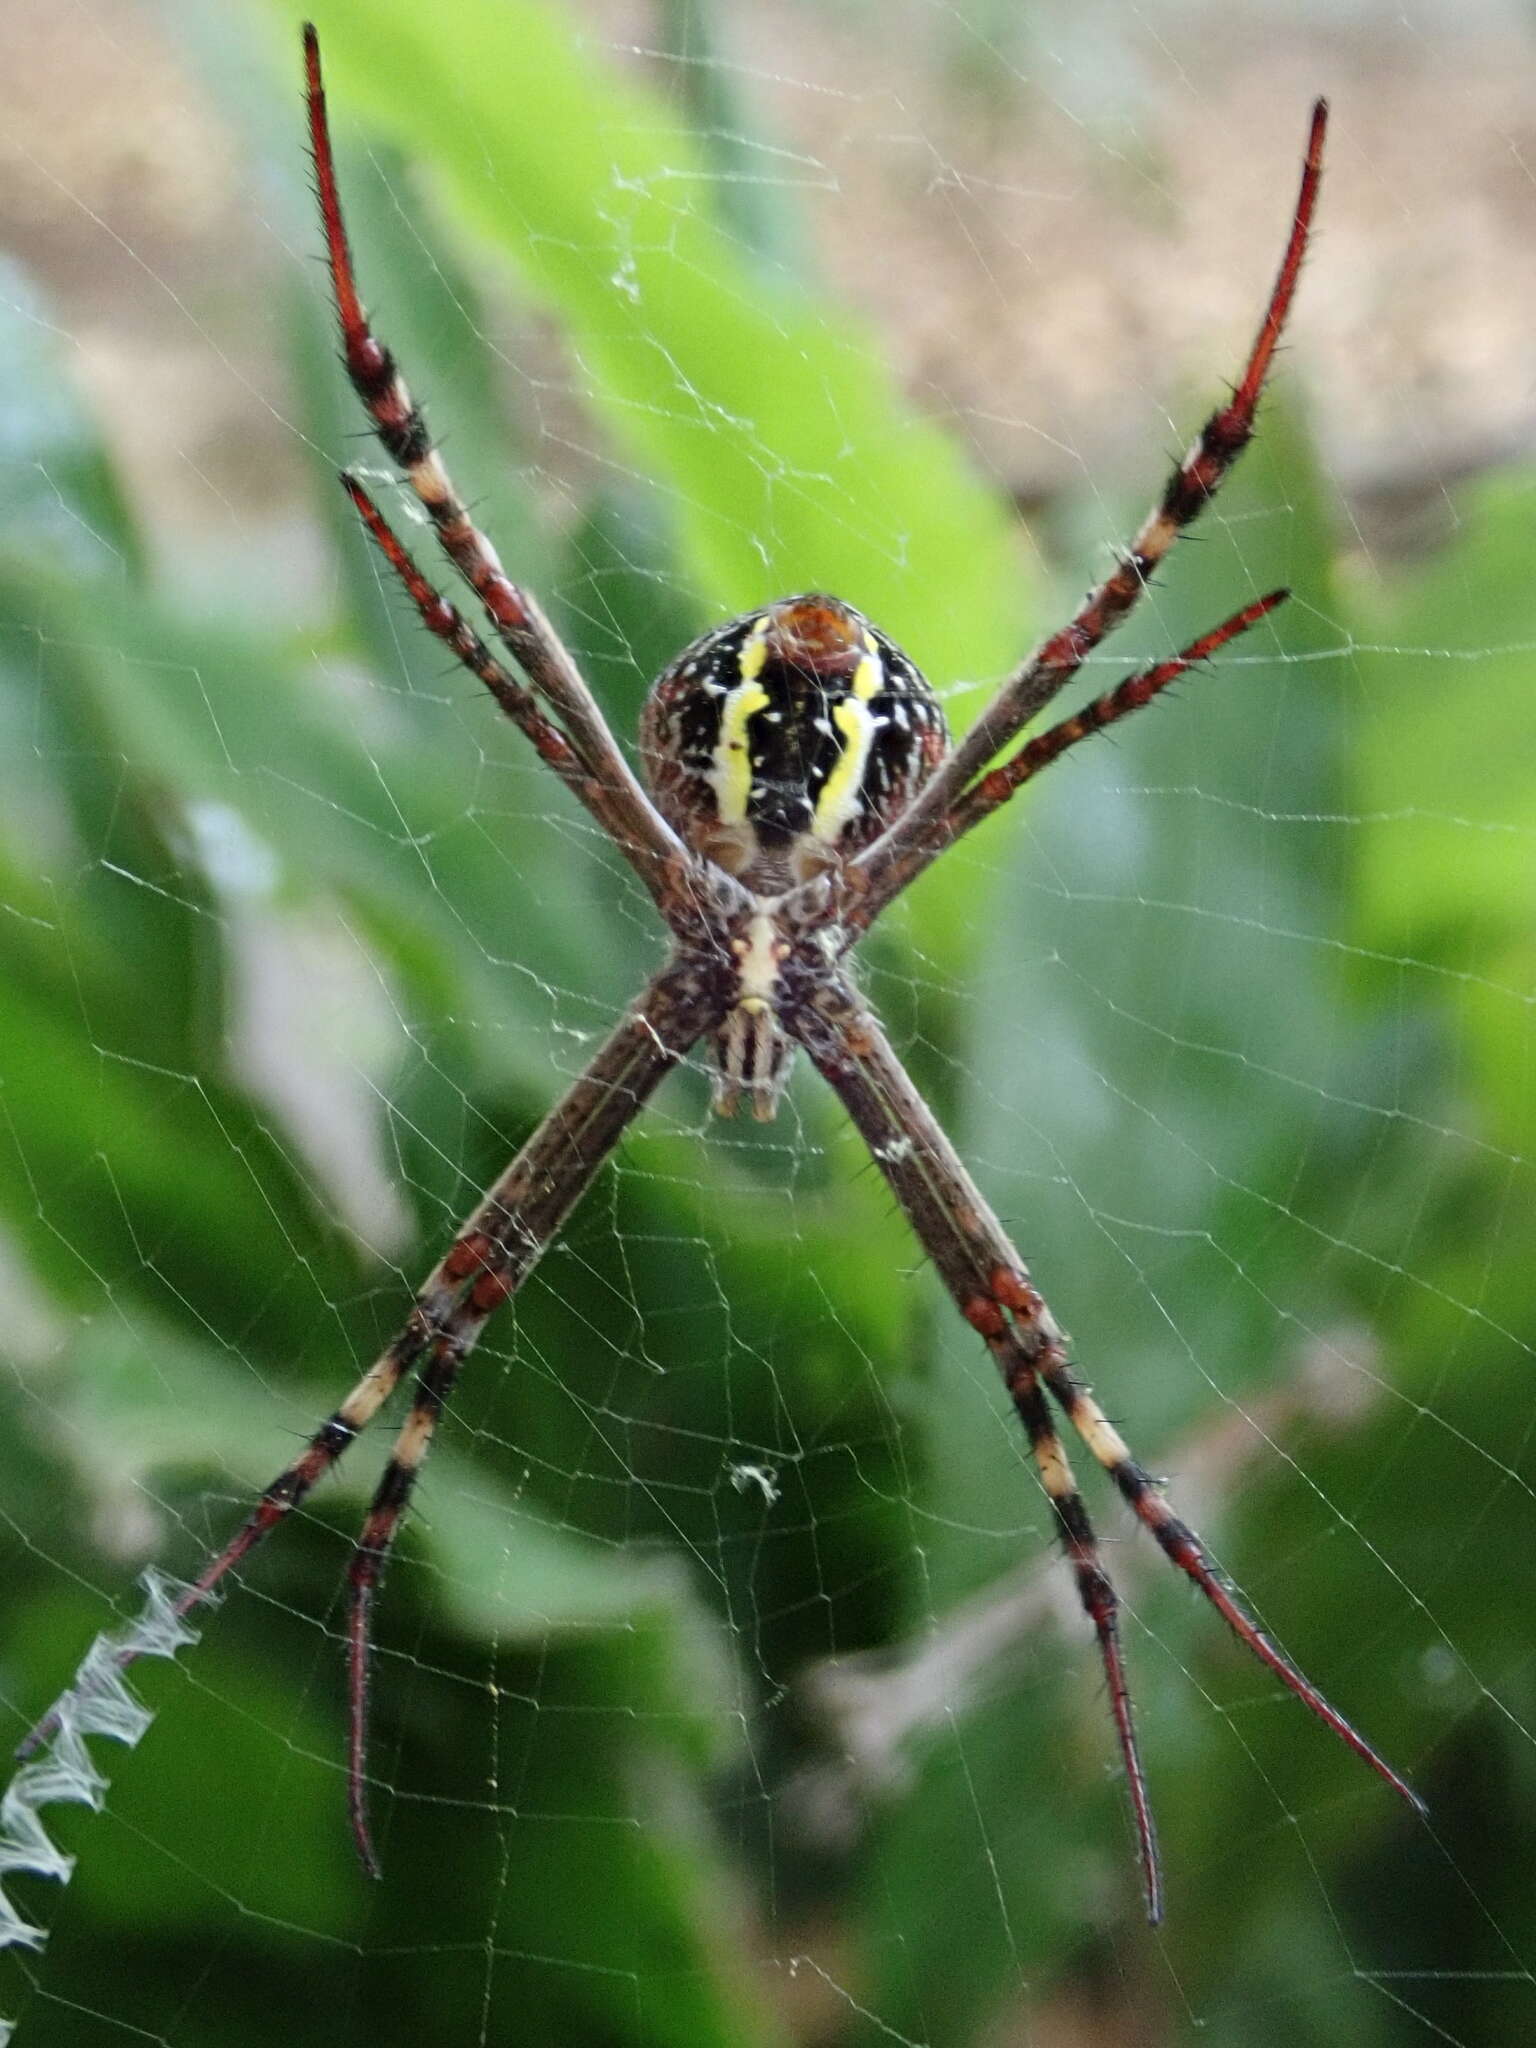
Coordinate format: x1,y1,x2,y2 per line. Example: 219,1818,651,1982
268,0,1028,697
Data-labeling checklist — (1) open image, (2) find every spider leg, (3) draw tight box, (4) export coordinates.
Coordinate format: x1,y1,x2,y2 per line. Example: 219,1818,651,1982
1018,1341,1427,1822
341,474,685,909
302,26,685,890
345,1322,485,1878
14,1278,448,1760
941,588,1287,849
851,100,1327,926
1010,1359,1162,1918
16,963,711,1801
799,977,1422,1919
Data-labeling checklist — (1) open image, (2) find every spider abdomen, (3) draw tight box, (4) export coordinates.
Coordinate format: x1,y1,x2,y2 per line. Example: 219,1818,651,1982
639,594,949,886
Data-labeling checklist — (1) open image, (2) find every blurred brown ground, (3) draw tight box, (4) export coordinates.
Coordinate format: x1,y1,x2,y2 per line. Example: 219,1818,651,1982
3,0,1535,591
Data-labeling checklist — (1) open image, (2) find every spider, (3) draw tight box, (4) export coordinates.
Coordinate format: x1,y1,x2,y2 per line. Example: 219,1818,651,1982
22,26,1424,1922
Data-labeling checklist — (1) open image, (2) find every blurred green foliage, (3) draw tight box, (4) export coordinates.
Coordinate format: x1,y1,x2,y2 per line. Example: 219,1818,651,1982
1,2,1534,2044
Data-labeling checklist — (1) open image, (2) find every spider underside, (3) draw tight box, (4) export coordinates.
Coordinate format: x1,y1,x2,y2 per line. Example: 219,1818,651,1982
22,26,1426,1923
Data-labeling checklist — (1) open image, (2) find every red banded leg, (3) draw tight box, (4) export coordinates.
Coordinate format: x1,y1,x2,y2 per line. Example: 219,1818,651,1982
339,475,581,790
852,100,1328,922
15,1278,448,1758
1011,1317,1423,1817
801,987,1168,1904
19,966,708,1823
322,963,708,1873
182,1226,525,1625
801,977,1423,1919
941,590,1287,849
302,27,682,891
337,475,689,903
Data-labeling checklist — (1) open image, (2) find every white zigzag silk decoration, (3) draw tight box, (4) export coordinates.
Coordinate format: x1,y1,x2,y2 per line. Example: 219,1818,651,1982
0,1572,201,2042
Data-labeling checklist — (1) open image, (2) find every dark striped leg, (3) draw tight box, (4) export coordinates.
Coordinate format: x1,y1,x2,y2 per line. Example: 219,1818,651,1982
338,475,687,908
1005,1351,1161,1918
344,1287,504,1875
800,977,1423,1920
850,99,1328,925
1009,1325,1427,1822
302,27,682,893
324,959,710,1874
15,1290,443,1760
340,473,583,792
19,962,710,1809
941,591,1287,851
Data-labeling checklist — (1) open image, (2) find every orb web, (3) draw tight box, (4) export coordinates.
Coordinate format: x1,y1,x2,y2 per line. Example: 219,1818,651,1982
0,3,1533,2045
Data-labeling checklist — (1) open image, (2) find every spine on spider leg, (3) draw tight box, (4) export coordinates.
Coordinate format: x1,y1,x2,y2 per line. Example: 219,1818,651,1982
938,591,1291,849
0,1570,200,2015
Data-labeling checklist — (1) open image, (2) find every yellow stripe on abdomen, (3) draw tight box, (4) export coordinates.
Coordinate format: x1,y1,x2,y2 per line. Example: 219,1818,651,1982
708,619,771,825
811,644,882,844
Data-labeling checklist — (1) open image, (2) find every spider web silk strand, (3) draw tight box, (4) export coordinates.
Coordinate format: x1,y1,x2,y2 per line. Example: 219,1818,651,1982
0,1571,202,2037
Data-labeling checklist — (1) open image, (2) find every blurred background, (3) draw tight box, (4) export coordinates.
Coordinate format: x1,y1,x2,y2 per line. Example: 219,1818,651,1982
1,0,1534,2042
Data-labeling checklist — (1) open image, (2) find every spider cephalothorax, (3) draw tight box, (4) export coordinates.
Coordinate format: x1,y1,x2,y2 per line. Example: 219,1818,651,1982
20,31,1424,1921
